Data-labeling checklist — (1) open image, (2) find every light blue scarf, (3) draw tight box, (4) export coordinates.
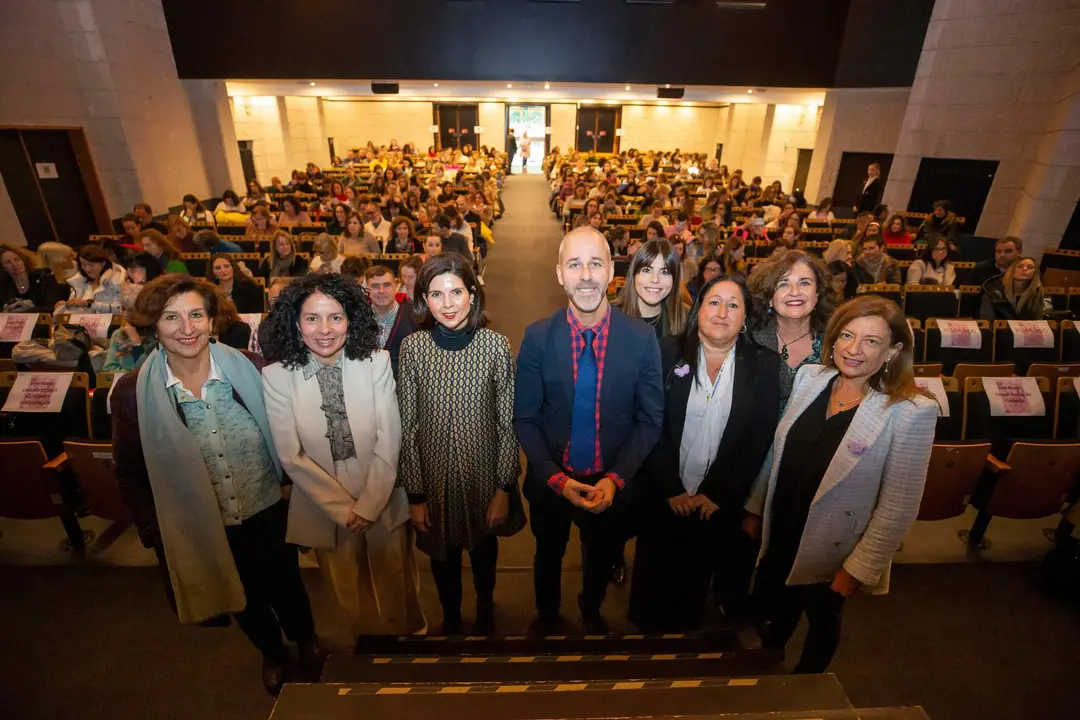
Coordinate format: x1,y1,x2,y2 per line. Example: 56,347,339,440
135,342,283,624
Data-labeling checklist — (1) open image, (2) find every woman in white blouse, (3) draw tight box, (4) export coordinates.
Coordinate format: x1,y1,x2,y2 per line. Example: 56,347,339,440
628,273,782,632
905,237,956,286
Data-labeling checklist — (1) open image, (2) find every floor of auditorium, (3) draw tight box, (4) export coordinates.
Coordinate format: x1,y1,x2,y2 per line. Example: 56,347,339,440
1,175,1078,719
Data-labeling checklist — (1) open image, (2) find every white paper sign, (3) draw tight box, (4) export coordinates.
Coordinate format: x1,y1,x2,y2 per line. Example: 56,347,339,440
544,126,552,135
239,313,263,354
983,377,1046,417
473,125,483,134
2,372,74,413
0,313,38,342
938,319,982,349
915,377,950,417
68,313,112,342
105,371,125,415
429,124,439,133
615,128,624,137
1007,320,1054,349
35,163,58,179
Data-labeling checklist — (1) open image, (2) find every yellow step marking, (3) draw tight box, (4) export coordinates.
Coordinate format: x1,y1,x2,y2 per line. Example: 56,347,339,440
583,635,605,640
413,657,439,664
661,634,685,639
614,682,645,690
623,634,645,639
336,689,351,696
496,685,530,693
603,655,630,661
728,679,760,687
556,655,582,662
439,686,472,694
461,657,487,663
555,684,589,692
698,653,724,659
509,656,536,663
373,658,391,664
376,687,411,695
504,635,526,641
671,680,702,688
651,654,676,660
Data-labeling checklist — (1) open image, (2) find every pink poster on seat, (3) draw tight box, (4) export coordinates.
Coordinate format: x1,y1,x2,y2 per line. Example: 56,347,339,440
1,372,74,413
1006,320,1054,348
938,319,982,349
915,377,950,417
983,377,1046,417
0,313,37,342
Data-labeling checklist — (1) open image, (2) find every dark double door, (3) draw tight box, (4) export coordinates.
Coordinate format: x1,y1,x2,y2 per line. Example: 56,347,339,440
0,128,107,249
577,107,620,154
435,104,480,151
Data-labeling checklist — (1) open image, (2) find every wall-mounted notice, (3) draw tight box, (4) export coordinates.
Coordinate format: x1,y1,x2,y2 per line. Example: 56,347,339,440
2,372,74,413
35,163,58,179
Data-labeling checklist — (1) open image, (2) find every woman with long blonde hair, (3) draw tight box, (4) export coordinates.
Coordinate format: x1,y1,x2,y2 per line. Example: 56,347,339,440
979,256,1048,321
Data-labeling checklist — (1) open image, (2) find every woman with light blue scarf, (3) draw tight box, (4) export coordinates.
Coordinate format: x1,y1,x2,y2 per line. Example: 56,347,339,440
111,275,324,696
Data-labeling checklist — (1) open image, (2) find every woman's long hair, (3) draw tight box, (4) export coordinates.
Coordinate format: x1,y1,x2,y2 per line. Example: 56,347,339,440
720,236,744,275
821,295,932,406
678,273,752,386
617,239,687,336
1003,256,1044,317
259,272,380,369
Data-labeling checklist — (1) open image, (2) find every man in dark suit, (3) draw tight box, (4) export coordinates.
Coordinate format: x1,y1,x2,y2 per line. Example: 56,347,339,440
432,213,473,265
963,236,1022,287
514,227,664,634
364,265,415,378
506,130,517,176
853,163,883,214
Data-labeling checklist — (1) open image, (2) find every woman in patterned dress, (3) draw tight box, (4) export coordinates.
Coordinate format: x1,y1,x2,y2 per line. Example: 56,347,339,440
398,253,525,634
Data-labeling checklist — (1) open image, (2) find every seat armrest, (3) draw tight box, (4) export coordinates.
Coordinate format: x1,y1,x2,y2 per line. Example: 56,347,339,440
43,452,69,472
985,454,1011,474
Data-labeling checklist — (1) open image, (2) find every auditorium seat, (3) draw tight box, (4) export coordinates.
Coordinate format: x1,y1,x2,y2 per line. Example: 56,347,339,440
924,318,993,374
0,312,51,359
1061,319,1080,362
60,440,131,524
0,439,88,549
917,443,991,521
908,318,924,362
904,286,959,321
887,245,918,262
216,224,246,236
1068,288,1080,318
962,376,1053,457
856,283,902,306
957,285,982,318
1054,376,1080,439
89,372,116,441
951,362,1014,384
614,258,630,278
926,376,962,441
968,441,1080,546
182,252,210,277
914,363,942,377
993,319,1060,374
0,371,92,457
1044,286,1067,312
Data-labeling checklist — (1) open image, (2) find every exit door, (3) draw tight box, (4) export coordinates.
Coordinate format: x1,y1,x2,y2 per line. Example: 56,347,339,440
577,106,620,154
435,104,480,151
0,128,109,249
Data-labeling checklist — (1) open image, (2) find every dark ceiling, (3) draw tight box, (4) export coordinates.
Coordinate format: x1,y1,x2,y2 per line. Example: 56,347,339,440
163,0,932,89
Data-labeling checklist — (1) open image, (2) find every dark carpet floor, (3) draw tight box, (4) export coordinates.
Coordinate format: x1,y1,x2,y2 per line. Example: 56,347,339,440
2,176,1079,719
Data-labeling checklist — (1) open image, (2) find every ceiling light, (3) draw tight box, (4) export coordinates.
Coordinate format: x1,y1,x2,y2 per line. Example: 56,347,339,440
433,82,439,87
747,89,753,94
544,82,550,89
625,85,631,91
506,83,513,89
665,84,670,89
309,82,316,87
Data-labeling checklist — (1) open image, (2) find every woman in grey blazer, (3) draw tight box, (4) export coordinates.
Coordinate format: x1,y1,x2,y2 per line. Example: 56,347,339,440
745,295,937,673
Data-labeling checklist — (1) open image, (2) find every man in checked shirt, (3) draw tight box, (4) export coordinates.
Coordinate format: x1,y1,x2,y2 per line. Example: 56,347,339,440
514,227,664,634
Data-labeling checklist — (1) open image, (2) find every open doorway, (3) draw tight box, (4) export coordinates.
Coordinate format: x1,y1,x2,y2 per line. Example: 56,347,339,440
506,104,548,173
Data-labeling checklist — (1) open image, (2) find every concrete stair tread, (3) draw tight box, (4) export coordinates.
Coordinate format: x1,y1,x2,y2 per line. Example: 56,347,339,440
272,674,853,720
323,648,784,682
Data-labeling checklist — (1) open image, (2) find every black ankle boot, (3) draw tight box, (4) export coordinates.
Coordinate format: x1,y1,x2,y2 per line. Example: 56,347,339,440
262,653,287,696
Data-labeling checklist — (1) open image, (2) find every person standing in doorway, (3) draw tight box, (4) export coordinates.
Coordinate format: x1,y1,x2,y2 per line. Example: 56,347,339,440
520,131,530,173
506,129,517,176
515,227,664,634
854,163,883,214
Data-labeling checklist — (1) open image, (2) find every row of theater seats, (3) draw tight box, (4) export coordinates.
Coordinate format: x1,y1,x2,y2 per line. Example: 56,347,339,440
1,364,1078,559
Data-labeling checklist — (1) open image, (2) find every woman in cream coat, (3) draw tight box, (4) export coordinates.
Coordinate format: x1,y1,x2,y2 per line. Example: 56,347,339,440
261,273,425,638
744,294,936,673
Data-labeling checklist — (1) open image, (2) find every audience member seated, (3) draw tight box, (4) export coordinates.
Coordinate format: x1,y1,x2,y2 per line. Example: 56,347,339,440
364,264,415,377
179,194,216,226
290,171,315,194
134,202,168,234
979,257,1050,321
339,255,368,284
37,241,78,283
103,252,161,372
882,214,912,244
266,176,288,196
823,239,859,299
166,214,200,253
189,228,240,256
364,201,391,244
214,190,249,224
140,229,188,275
325,202,349,236
59,244,127,314
266,277,289,307
638,200,669,228
340,211,380,255
387,216,422,254
906,237,956,286
207,253,263,313
243,180,270,210
687,253,722,301
1,243,67,312
310,233,344,274
771,224,803,254
259,231,309,280
398,254,423,303
807,197,836,225
766,202,802,230
721,236,748,276
964,236,1021,286
846,211,874,240
277,195,311,228
853,235,900,285
245,206,279,245
432,213,472,263
915,199,959,243
421,235,442,263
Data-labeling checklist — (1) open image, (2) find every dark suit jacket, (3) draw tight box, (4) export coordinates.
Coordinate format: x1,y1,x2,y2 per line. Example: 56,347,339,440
855,177,882,213
641,336,781,512
514,306,664,502
384,301,416,378
443,232,473,263
964,258,1004,288
507,134,518,156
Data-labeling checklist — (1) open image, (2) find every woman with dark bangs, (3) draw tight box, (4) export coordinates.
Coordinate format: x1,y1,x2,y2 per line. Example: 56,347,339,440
261,273,425,638
617,239,688,340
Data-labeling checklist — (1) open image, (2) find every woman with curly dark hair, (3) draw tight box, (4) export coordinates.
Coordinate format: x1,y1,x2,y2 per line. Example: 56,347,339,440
261,273,425,638
398,253,524,634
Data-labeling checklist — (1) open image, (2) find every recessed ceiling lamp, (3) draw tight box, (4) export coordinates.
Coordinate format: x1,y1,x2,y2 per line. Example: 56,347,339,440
625,85,631,91
433,82,439,87
309,82,316,87
747,89,753,94
544,82,550,89
506,83,513,89
665,84,670,89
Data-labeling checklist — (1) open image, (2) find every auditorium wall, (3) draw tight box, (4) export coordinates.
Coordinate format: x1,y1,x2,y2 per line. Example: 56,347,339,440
322,100,436,157
0,175,25,246
883,0,1080,257
478,103,506,154
549,104,577,157
619,105,720,156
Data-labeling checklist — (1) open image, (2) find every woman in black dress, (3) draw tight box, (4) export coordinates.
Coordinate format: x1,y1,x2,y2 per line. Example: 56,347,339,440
629,274,780,631
1,244,66,311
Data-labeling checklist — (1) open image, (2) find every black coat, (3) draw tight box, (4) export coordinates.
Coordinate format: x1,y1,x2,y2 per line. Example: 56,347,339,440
507,134,518,157
855,177,882,213
384,301,416,378
978,276,1044,322
1,268,67,311
226,279,265,313
442,232,473,263
641,335,781,509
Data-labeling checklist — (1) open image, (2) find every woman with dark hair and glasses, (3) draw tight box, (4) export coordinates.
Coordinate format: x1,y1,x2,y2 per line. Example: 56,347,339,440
398,253,524,634
629,273,781,631
261,273,425,639
112,275,323,695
